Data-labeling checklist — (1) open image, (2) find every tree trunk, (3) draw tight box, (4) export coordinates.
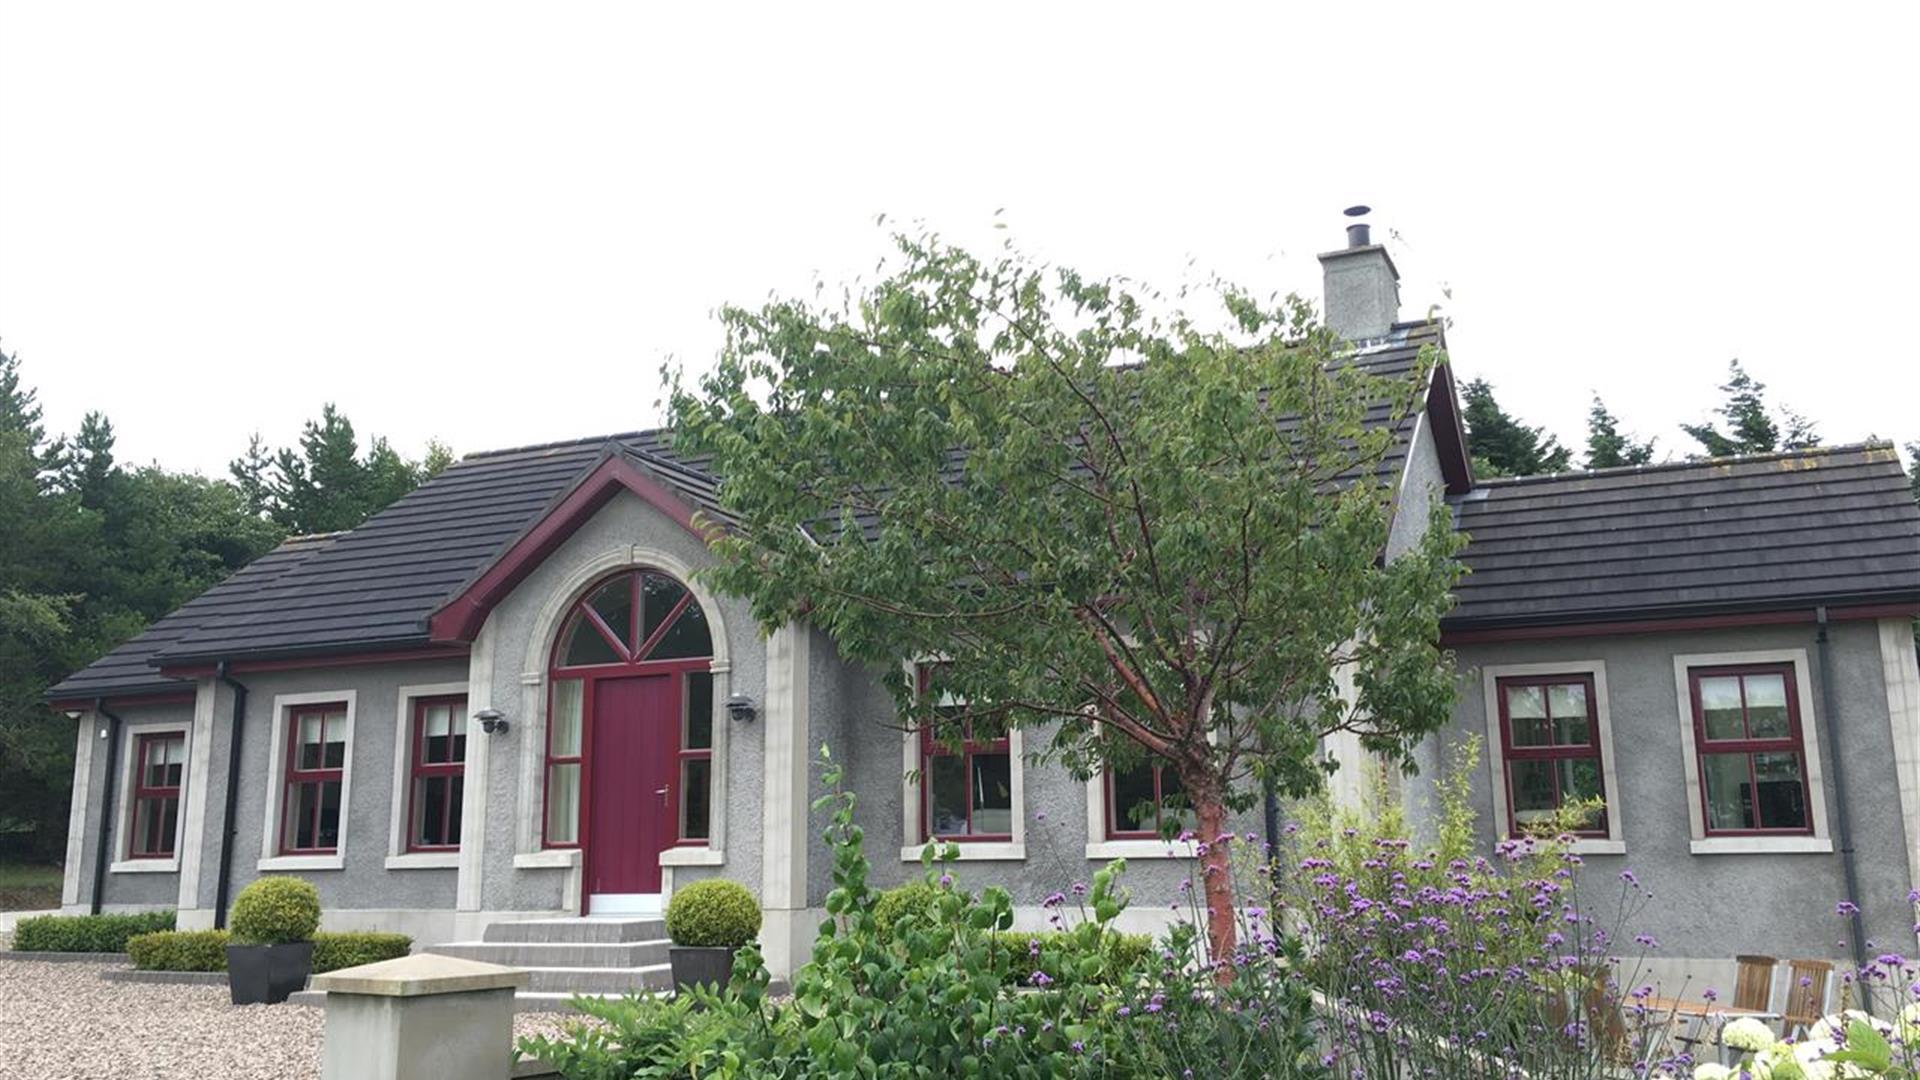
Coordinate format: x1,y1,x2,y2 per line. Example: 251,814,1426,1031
1190,776,1238,978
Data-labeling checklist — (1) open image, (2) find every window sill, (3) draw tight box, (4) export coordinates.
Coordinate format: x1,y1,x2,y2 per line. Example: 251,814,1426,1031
1569,838,1626,856
109,858,180,874
900,842,1026,863
515,849,582,870
384,852,460,871
1690,836,1832,856
258,854,345,872
659,847,724,867
1085,839,1191,861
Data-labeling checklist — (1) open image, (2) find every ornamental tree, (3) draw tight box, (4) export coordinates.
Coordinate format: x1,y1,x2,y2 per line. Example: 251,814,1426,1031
670,234,1464,964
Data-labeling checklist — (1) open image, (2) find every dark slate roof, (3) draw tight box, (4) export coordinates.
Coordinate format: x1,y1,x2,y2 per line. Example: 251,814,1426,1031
1445,442,1920,629
49,317,1449,697
156,439,727,665
45,533,340,702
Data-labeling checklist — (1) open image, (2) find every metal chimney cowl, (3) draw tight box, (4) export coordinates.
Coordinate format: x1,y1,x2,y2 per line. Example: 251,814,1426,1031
1318,206,1400,341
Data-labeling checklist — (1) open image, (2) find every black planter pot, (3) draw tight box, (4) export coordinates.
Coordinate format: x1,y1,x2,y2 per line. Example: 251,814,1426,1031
226,941,314,1005
669,945,735,994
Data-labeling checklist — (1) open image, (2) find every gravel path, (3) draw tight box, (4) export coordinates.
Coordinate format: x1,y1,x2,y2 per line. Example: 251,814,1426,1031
0,959,590,1079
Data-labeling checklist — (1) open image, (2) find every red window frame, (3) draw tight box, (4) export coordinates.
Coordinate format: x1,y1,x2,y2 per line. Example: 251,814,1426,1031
279,703,347,856
1495,673,1607,839
1688,663,1814,837
405,695,467,852
1104,760,1183,841
540,568,716,851
917,664,1013,843
128,732,185,858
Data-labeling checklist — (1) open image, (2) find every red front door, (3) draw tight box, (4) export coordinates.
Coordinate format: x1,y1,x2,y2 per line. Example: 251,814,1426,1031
586,674,679,897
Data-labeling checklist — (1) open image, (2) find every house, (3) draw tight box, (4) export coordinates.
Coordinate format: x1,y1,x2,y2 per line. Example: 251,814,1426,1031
46,220,1920,996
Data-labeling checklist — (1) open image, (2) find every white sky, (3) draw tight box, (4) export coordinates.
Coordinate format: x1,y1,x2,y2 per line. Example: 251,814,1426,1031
2,3,1915,476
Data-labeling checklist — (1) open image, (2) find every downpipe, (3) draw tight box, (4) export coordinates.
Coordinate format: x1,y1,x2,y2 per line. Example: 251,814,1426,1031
88,699,122,916
1816,607,1869,981
212,662,248,930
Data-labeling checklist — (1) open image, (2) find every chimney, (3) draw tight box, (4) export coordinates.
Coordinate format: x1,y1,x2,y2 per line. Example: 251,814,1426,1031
1317,205,1400,340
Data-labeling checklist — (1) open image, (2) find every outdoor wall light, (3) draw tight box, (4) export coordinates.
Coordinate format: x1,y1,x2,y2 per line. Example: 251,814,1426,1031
725,693,757,724
475,708,509,736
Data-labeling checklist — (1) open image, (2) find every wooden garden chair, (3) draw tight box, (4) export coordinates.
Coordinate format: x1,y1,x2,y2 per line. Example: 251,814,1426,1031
1655,955,1778,1060
1781,959,1833,1039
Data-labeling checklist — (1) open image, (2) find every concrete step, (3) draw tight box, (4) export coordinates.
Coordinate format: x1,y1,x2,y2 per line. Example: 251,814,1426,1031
524,964,673,994
430,940,670,968
483,918,667,944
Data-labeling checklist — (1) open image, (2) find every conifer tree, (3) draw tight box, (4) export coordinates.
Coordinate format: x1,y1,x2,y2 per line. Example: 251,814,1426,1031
1462,378,1572,477
1583,396,1657,470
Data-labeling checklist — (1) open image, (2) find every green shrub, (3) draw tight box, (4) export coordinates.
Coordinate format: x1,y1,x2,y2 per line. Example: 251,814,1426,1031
12,910,174,953
872,881,940,940
312,931,411,973
665,879,760,948
128,929,231,971
518,748,1328,1079
989,929,1152,987
228,876,319,945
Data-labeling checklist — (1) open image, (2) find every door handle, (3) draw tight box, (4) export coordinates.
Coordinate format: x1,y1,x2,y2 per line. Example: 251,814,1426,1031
656,786,671,804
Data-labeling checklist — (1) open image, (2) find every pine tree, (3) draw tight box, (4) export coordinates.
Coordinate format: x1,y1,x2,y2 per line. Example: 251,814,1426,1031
1462,378,1572,477
230,404,451,534
1584,396,1657,470
229,433,274,516
1680,360,1815,457
56,412,118,510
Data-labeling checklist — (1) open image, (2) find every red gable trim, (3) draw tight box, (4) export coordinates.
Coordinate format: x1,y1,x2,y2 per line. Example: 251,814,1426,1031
1439,602,1920,646
427,453,720,644
1425,362,1474,496
47,691,198,712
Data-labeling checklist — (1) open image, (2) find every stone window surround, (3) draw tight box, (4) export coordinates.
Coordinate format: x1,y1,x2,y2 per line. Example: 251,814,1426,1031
506,547,731,880
386,682,470,871
1673,648,1833,855
258,689,358,872
1479,660,1626,856
899,661,1027,863
108,719,193,874
1082,767,1191,861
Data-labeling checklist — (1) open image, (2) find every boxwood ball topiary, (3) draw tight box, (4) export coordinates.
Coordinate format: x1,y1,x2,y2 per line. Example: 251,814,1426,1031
228,876,321,945
665,880,761,948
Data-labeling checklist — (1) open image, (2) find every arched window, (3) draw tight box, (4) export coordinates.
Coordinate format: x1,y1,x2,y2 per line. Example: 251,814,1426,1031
543,569,715,848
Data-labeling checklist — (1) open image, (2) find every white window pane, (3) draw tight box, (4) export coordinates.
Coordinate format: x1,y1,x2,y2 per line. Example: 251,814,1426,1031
1698,676,1745,740
550,680,582,757
546,763,580,844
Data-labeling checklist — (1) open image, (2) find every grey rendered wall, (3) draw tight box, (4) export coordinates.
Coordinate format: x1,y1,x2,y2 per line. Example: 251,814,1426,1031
193,658,469,914
1384,412,1444,563
1425,620,1913,961
476,489,768,912
72,701,196,910
828,655,1259,917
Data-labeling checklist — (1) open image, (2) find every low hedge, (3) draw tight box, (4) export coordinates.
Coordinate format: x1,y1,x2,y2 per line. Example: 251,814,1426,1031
127,929,229,972
312,931,411,972
126,929,412,973
12,910,174,953
991,930,1153,987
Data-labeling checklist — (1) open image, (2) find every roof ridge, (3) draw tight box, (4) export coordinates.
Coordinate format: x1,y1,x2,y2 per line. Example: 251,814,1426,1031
1474,440,1896,489
458,428,666,462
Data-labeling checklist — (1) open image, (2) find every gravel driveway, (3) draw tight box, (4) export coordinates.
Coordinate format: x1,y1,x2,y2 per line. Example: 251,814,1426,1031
0,959,585,1079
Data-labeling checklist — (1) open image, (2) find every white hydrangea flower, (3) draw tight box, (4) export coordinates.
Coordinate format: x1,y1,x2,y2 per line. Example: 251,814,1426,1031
1722,1016,1777,1051
1691,1063,1733,1080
